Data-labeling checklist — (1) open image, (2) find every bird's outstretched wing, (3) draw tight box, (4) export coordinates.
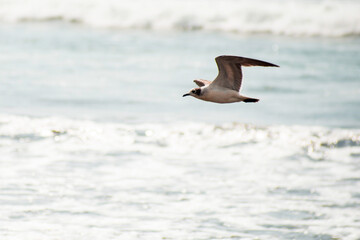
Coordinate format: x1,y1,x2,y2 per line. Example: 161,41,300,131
210,55,279,92
194,79,212,87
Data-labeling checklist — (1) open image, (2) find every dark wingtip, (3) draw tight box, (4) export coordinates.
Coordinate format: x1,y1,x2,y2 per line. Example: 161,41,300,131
261,63,279,67
258,61,279,68
216,55,279,67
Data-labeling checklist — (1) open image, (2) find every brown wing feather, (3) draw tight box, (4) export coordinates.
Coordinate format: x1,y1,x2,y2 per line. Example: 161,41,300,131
217,55,279,67
194,79,212,87
211,55,279,91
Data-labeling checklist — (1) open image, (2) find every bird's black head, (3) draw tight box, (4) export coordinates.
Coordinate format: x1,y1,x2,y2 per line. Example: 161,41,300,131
183,88,202,97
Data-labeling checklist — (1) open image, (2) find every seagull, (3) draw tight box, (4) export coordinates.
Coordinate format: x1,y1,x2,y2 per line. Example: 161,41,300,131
183,55,279,103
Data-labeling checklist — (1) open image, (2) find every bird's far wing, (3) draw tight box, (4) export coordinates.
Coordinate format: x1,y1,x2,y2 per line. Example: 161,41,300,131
194,79,212,87
210,55,279,92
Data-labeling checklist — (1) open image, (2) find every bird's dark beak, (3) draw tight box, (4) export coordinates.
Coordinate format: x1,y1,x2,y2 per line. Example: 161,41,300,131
183,93,190,97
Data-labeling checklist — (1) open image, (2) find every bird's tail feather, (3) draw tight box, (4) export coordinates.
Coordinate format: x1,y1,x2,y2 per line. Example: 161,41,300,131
243,97,259,103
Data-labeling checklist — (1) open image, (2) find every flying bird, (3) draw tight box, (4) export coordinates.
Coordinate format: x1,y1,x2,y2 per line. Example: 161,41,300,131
183,55,279,103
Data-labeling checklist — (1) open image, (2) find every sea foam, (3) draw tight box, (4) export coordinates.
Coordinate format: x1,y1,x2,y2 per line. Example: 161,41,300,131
1,114,360,239
1,114,359,163
0,0,359,37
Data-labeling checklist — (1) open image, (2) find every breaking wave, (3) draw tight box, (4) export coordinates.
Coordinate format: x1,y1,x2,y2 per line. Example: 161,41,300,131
1,113,360,239
0,0,359,37
1,114,359,163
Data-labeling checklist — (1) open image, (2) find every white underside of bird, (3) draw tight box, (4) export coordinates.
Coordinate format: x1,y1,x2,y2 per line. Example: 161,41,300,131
198,85,248,103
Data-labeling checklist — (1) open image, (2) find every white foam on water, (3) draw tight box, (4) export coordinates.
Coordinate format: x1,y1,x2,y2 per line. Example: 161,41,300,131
0,0,359,37
1,114,360,239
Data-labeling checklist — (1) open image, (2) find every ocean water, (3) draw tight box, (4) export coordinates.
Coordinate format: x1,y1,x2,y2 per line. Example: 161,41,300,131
1,0,360,239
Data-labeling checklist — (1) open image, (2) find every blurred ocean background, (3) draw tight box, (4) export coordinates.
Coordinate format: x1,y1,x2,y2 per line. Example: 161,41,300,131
0,0,360,239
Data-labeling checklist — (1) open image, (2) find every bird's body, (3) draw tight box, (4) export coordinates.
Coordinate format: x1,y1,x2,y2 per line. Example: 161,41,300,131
183,55,279,103
196,85,247,103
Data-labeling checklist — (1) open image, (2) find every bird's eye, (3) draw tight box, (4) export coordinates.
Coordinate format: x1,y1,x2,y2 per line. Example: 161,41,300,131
191,90,196,94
